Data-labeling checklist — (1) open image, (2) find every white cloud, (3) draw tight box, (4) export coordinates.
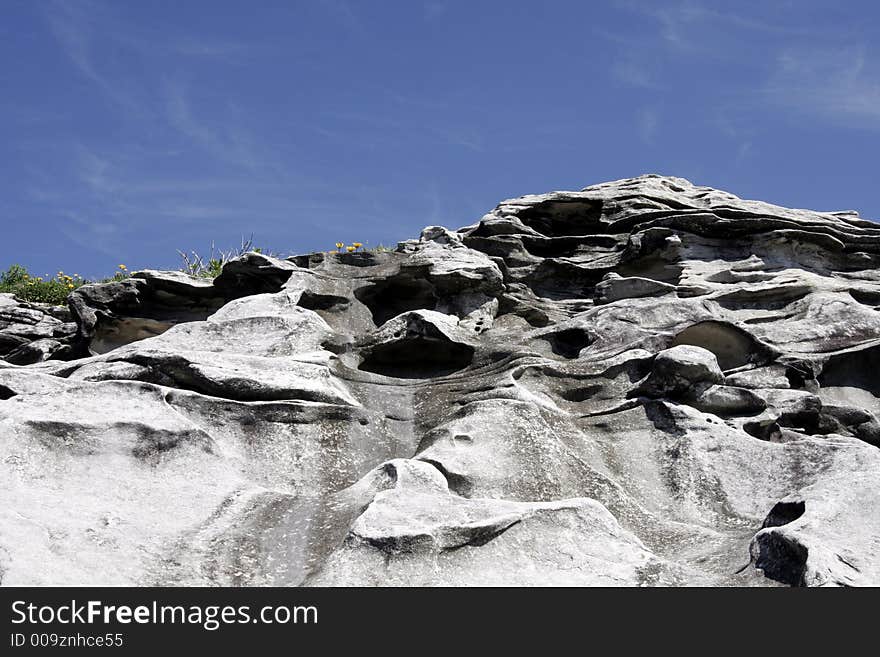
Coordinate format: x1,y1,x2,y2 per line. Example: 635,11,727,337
162,79,268,170
636,107,660,143
611,59,657,88
764,44,880,127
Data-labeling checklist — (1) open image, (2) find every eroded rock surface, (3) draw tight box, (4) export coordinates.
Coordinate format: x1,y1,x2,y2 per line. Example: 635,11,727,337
2,174,879,586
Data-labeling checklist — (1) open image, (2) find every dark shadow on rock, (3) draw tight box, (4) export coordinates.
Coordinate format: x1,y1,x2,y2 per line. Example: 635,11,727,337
671,320,775,370
753,531,808,587
358,337,474,379
354,276,437,327
762,500,806,528
541,328,593,359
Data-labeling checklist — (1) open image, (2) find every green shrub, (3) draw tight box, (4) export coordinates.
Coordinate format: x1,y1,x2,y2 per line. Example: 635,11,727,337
0,266,86,305
0,264,29,287
0,265,133,305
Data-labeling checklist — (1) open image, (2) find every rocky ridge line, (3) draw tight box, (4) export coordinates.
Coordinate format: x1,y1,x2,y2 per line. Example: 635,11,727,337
1,174,878,586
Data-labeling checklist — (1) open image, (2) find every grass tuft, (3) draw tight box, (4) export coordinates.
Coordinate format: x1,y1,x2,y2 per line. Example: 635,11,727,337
177,235,276,278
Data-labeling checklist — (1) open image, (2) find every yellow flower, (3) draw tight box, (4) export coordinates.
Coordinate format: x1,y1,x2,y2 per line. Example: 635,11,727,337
118,264,127,270
335,242,344,249
67,283,74,289
346,246,355,253
352,242,363,249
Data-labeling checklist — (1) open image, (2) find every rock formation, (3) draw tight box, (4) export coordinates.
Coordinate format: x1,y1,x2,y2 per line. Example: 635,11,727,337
1,174,879,586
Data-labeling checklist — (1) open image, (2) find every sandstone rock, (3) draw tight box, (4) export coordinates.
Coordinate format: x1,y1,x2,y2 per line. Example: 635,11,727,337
3,337,69,365
0,295,70,363
688,384,767,416
594,273,677,304
639,345,725,398
2,174,880,587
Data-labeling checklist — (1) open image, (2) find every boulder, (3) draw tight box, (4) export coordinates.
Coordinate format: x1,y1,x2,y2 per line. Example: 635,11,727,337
639,345,725,398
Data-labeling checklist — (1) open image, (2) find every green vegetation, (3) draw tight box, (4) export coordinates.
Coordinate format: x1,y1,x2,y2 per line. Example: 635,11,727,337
0,264,130,305
1,265,86,305
178,235,273,278
1,236,392,305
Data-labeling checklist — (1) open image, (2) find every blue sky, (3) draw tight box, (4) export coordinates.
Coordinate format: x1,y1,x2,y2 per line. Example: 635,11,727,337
1,0,877,278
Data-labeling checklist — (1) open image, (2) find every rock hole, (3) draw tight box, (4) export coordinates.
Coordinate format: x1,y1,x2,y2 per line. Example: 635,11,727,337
784,365,809,389
89,317,178,355
0,385,17,400
743,420,782,441
354,277,437,327
671,321,768,371
288,253,323,269
380,462,399,483
516,199,604,237
336,252,379,267
753,531,808,587
848,289,880,307
617,258,683,285
527,259,606,300
358,338,474,379
521,235,619,259
541,328,593,359
297,291,351,312
818,344,880,398
561,384,604,402
762,500,806,528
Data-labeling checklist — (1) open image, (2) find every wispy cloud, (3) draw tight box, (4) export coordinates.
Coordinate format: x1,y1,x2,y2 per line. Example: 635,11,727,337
162,79,267,170
711,110,756,163
736,140,752,162
611,58,657,88
42,0,263,114
615,0,826,49
763,44,880,128
636,107,660,143
317,0,368,35
606,2,878,139
42,0,147,113
77,147,115,195
43,0,281,175
321,107,486,152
